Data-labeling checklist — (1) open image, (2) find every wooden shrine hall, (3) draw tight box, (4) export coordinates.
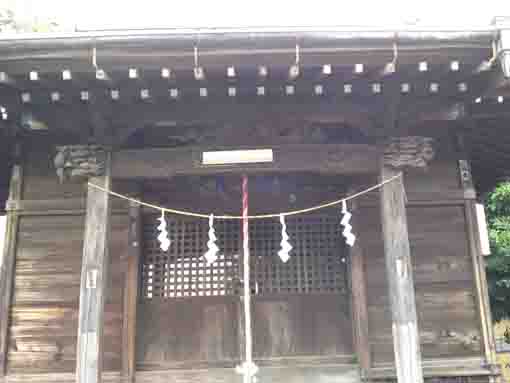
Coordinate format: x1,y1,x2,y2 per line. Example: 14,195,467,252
1,17,510,383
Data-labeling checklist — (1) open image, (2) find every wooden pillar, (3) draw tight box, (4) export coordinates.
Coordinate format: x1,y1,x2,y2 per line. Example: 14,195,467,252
465,201,498,367
75,150,112,383
380,166,423,383
349,198,371,377
457,133,498,373
0,145,23,377
122,192,142,383
379,136,435,383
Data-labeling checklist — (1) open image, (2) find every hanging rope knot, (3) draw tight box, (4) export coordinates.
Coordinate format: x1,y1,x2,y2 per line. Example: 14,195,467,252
236,361,259,379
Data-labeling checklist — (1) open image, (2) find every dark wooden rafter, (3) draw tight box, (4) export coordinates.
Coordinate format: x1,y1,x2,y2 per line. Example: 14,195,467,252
0,33,500,147
0,26,505,149
398,100,466,127
113,100,380,145
0,91,491,151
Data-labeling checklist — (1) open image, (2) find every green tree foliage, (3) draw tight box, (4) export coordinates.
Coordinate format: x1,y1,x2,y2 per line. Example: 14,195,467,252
0,8,16,32
486,182,510,321
0,8,59,33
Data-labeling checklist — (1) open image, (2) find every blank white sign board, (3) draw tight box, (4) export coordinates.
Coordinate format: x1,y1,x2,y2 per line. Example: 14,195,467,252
476,203,491,256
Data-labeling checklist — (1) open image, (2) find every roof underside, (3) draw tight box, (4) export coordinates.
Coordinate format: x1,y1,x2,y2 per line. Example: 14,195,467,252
0,27,496,73
0,27,509,196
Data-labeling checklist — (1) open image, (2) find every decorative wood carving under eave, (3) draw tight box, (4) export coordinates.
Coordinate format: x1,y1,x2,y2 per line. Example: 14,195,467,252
54,145,106,183
383,136,435,169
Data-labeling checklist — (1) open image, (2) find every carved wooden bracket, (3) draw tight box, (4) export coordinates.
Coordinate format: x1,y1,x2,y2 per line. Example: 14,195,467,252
54,145,106,183
383,136,435,169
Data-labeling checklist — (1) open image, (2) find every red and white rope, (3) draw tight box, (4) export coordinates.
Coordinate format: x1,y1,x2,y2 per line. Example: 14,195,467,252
236,175,258,382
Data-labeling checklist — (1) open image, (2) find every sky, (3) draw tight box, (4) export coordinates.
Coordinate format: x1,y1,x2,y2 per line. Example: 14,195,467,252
3,0,510,31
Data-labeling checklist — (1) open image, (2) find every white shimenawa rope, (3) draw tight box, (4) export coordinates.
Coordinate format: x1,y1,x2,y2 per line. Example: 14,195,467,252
88,172,402,220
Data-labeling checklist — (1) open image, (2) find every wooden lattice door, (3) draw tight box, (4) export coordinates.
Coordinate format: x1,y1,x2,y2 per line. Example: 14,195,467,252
137,216,242,369
248,215,352,360
135,175,355,379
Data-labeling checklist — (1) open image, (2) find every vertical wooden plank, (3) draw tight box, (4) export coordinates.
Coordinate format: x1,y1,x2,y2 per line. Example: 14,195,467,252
457,133,498,374
465,200,498,369
76,153,112,383
379,166,424,383
0,146,23,377
122,192,142,382
348,199,371,376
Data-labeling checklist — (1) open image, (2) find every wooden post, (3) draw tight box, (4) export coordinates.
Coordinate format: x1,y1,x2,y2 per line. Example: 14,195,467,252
465,199,498,370
122,192,142,382
76,152,112,383
380,166,424,383
456,132,498,373
0,145,23,376
379,136,435,383
348,198,371,377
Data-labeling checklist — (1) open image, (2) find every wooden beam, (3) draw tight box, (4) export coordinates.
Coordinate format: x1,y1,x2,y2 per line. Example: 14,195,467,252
348,198,371,377
3,198,127,217
0,145,23,377
112,144,380,179
76,152,112,383
7,94,506,148
398,99,467,128
121,191,142,383
112,100,377,144
367,357,499,380
379,166,424,383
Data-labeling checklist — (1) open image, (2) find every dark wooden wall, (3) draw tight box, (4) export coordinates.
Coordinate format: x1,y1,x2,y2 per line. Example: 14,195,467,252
2,139,489,381
5,139,127,374
358,159,482,366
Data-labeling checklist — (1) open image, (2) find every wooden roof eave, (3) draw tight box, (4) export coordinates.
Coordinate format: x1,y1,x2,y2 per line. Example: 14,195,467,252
0,28,495,74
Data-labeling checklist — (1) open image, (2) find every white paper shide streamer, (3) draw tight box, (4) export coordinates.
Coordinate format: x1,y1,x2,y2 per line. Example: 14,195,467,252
341,200,356,247
278,214,292,262
204,214,220,265
157,210,171,252
236,361,259,382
